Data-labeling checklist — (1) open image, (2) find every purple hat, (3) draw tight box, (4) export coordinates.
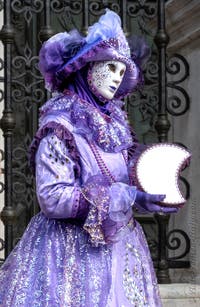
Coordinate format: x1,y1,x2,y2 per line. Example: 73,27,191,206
39,9,150,98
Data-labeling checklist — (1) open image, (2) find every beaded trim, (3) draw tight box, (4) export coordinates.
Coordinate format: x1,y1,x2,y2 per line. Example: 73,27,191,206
39,91,134,153
89,142,128,184
122,150,128,165
89,142,116,184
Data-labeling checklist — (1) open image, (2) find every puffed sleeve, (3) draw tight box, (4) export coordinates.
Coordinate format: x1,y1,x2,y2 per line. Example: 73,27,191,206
35,133,88,219
35,132,137,245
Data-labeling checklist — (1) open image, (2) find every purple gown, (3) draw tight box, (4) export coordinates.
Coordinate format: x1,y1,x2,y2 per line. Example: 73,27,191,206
0,91,162,307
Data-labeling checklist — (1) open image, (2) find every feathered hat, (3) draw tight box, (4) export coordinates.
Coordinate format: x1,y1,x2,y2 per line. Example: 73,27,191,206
39,9,150,98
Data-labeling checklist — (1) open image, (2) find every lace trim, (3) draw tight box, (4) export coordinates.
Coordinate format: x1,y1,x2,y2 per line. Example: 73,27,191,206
88,142,128,184
39,90,134,153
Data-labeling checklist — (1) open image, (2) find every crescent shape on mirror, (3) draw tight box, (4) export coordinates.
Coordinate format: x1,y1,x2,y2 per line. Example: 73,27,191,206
135,143,191,207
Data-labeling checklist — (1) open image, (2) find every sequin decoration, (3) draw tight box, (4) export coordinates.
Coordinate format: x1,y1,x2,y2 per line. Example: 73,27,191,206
87,61,126,101
123,242,149,306
39,90,133,153
0,213,112,306
82,180,110,246
0,88,162,307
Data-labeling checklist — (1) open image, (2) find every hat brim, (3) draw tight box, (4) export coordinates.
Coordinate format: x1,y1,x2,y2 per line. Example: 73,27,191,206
57,39,140,98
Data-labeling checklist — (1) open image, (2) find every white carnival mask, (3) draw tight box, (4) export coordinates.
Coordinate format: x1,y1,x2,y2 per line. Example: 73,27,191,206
87,60,126,101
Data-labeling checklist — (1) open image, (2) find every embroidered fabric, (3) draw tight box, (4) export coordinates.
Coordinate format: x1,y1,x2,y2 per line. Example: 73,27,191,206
82,175,137,246
0,212,112,307
0,9,163,306
39,90,133,153
29,121,81,176
0,94,163,307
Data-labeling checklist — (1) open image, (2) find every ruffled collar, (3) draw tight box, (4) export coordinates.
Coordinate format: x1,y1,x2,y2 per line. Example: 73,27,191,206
39,90,133,153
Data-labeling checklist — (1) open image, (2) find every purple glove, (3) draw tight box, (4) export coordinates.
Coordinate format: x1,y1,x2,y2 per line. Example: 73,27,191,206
135,190,178,213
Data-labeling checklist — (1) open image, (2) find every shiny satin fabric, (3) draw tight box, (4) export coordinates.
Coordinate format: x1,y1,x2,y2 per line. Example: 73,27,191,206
0,92,162,306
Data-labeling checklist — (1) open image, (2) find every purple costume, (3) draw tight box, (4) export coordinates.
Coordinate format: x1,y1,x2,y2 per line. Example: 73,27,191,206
0,10,169,307
0,90,162,306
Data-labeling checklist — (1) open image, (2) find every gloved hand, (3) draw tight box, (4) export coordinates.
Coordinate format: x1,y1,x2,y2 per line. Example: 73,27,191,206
134,190,178,213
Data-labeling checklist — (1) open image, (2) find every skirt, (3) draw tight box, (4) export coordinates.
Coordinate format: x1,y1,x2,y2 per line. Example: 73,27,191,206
0,212,162,307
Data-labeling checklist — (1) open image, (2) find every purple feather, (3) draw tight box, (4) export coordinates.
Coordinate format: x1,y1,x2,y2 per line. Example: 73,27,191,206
128,35,151,68
39,30,85,91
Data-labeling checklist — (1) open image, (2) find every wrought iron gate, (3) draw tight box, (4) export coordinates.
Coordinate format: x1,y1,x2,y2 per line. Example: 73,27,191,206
0,0,191,283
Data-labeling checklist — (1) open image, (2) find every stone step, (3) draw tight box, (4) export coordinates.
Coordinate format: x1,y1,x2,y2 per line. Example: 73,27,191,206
159,283,200,307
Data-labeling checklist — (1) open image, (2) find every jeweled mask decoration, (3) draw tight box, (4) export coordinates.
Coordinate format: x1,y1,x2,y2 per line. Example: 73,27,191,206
87,60,126,101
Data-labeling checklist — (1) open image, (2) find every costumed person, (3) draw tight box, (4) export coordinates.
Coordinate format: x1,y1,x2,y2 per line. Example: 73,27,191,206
0,10,178,307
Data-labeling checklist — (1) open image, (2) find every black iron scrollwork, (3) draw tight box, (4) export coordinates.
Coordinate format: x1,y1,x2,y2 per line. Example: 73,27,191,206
50,0,82,32
127,0,157,18
127,0,157,35
51,0,82,14
12,43,44,108
50,0,64,13
11,0,44,26
0,235,5,265
128,87,158,122
89,1,105,16
167,54,189,83
145,51,159,83
167,54,190,116
167,229,190,260
70,1,83,14
89,0,120,16
0,237,4,251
